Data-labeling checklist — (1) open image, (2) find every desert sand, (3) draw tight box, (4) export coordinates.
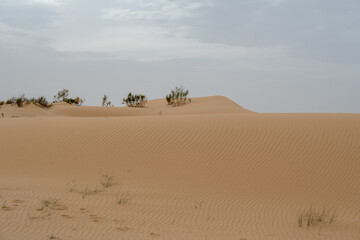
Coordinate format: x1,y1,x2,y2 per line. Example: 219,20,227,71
0,96,359,240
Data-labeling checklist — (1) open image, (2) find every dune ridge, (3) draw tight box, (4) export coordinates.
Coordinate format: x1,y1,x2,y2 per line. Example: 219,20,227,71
0,96,359,240
0,96,253,118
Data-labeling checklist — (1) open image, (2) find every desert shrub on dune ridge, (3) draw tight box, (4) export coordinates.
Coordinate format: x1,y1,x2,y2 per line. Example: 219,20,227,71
166,86,191,107
102,94,113,107
31,96,52,108
123,92,147,107
53,88,84,106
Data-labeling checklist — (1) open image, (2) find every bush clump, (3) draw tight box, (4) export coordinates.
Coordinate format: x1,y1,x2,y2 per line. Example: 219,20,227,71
53,89,84,106
122,93,147,108
102,94,113,107
0,101,4,106
31,96,52,108
165,86,191,107
7,94,28,107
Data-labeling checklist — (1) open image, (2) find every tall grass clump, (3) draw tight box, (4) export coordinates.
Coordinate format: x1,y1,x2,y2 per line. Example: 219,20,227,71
165,86,191,107
297,207,336,227
122,93,147,107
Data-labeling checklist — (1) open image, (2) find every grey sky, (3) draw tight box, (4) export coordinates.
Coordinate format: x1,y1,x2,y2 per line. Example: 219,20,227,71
0,0,359,112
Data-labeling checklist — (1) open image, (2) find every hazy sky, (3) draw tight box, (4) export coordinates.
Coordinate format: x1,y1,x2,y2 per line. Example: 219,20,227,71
1,0,359,112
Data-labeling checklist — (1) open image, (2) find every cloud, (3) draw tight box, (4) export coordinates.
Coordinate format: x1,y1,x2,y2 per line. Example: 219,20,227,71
28,0,63,6
102,0,214,21
49,24,284,64
0,0,65,6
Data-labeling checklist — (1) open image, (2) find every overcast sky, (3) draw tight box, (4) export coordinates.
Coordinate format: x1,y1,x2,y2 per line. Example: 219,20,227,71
0,0,359,112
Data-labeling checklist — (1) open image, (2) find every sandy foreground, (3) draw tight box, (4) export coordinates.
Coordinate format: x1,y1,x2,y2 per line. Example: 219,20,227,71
0,96,359,240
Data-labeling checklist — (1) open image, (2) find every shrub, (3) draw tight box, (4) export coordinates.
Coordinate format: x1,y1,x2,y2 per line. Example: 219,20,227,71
0,101,4,106
165,86,191,107
15,94,28,107
64,97,84,106
102,94,113,107
122,93,147,108
5,99,13,105
53,89,84,106
32,96,52,108
53,88,69,102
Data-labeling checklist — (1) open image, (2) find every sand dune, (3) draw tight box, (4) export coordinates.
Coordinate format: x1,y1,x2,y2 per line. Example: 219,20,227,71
0,96,253,118
0,96,359,240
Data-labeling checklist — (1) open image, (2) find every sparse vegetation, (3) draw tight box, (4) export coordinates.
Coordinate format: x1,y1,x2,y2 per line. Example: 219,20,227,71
28,211,53,220
116,192,131,205
102,94,113,107
31,96,52,108
53,88,69,102
165,86,191,107
297,207,336,227
4,94,28,107
1,200,11,210
122,93,147,107
39,198,67,211
100,174,117,188
16,94,27,107
48,234,58,240
3,95,52,108
53,88,84,106
0,101,4,106
67,180,104,199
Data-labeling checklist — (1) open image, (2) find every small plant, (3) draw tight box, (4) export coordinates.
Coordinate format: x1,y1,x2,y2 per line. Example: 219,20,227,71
0,101,4,106
102,94,113,107
1,200,11,210
39,199,67,211
116,192,132,205
28,211,53,220
100,174,117,188
297,207,336,227
165,86,191,107
67,180,104,199
48,234,58,239
122,93,147,108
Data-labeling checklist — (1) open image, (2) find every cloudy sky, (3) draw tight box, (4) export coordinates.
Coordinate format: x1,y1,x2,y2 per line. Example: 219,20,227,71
0,0,359,112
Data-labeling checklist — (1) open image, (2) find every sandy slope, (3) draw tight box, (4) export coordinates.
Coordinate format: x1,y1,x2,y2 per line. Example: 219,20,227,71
0,96,359,240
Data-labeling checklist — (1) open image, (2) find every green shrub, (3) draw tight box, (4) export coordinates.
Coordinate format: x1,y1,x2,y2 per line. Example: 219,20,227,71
0,101,4,106
32,96,52,108
15,94,27,107
122,93,147,108
165,86,191,107
53,88,69,102
53,89,84,106
102,94,113,107
5,99,13,105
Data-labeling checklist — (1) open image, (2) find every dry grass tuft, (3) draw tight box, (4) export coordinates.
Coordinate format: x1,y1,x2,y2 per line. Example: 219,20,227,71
298,207,336,227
